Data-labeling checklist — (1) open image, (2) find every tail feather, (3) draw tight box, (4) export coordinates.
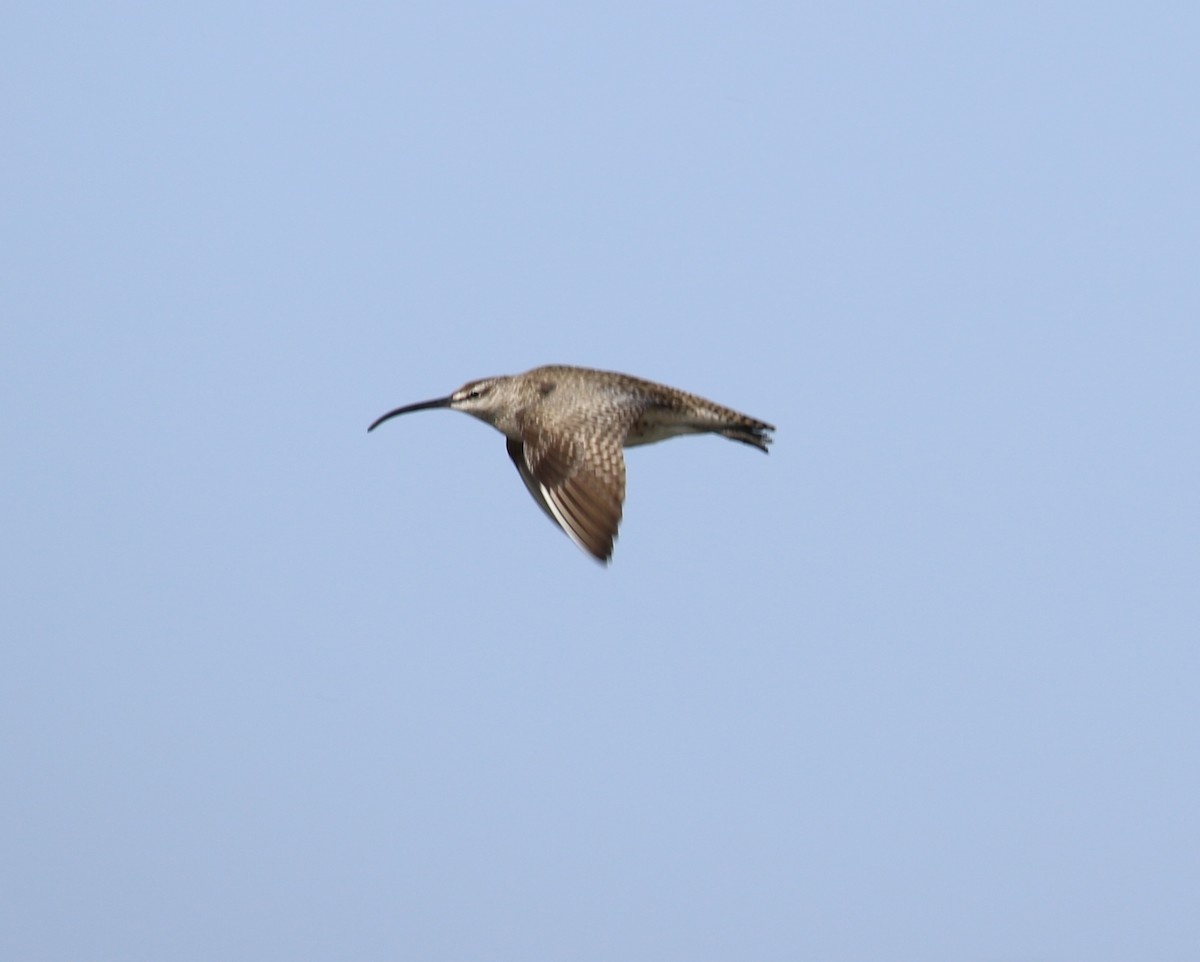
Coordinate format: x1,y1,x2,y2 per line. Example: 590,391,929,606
719,420,774,453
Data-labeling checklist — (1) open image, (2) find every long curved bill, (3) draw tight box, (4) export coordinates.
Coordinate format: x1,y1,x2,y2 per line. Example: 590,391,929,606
367,395,454,432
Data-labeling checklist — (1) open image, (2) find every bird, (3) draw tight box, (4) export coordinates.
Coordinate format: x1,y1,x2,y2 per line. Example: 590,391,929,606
368,364,774,563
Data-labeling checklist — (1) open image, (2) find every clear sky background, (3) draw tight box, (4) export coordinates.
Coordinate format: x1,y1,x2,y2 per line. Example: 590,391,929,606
3,3,1197,960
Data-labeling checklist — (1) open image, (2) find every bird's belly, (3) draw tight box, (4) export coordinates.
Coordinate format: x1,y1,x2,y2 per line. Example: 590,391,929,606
624,421,704,447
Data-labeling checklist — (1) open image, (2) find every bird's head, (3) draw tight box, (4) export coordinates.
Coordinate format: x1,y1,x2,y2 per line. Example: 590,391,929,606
368,375,515,434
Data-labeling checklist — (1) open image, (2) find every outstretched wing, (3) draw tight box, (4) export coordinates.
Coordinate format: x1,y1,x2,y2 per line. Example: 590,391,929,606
506,427,626,563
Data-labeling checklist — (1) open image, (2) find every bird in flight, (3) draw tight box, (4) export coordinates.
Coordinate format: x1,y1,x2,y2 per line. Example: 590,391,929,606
369,365,774,563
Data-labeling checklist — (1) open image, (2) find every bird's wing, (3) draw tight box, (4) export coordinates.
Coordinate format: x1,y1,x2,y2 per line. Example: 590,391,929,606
505,426,626,563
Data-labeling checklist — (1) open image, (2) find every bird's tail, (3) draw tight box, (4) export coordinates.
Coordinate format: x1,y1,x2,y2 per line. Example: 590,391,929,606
719,418,774,453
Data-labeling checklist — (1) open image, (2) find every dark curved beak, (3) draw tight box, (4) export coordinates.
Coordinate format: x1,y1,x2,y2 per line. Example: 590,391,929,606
368,395,454,432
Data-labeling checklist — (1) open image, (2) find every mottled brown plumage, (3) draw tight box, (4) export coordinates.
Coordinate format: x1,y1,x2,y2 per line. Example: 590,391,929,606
369,365,774,563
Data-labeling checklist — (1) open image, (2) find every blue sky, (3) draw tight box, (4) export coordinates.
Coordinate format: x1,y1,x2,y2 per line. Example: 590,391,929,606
3,2,1198,960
